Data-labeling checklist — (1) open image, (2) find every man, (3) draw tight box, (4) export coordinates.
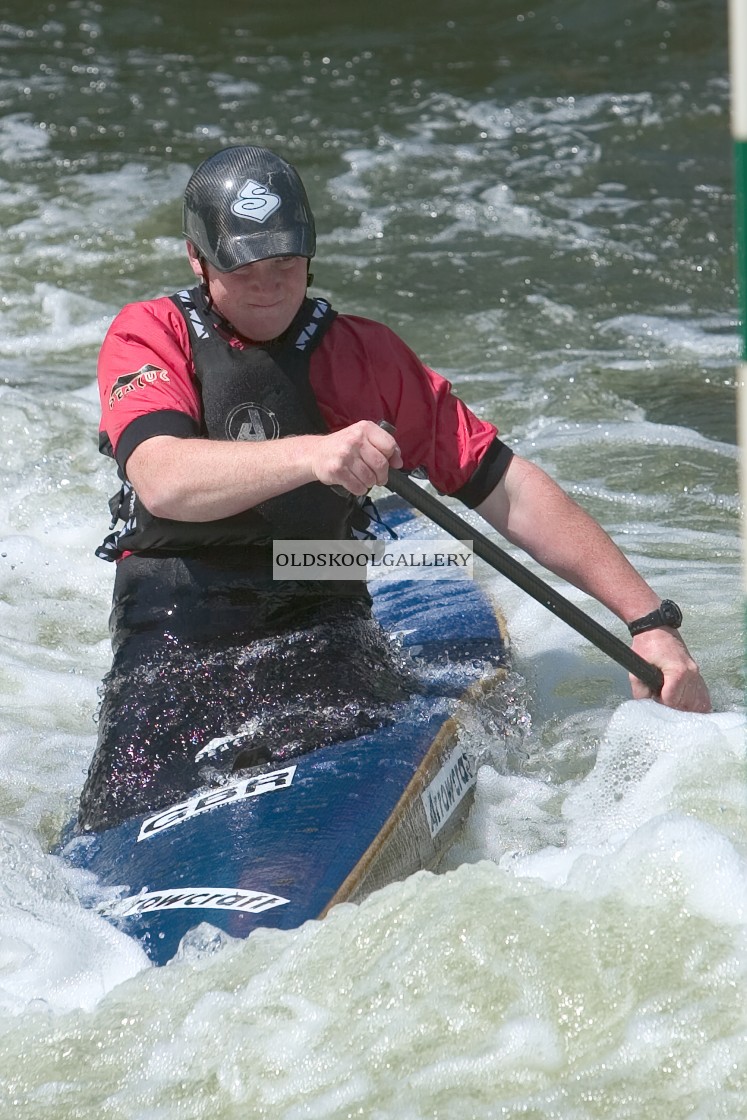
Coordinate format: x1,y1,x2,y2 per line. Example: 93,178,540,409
79,145,710,833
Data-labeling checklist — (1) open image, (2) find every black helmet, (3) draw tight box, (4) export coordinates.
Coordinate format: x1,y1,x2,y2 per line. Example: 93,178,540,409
183,146,316,272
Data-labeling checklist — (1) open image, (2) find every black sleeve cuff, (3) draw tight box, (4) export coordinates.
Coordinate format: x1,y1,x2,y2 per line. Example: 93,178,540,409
451,437,514,509
115,410,201,472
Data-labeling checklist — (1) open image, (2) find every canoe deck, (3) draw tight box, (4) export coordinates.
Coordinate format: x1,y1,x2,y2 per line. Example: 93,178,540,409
61,496,509,964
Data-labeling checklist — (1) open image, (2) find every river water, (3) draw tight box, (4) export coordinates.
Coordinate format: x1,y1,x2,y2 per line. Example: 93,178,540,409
0,1,744,1117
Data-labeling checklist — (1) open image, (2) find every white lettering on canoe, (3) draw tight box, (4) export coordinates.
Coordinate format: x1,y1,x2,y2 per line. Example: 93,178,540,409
103,886,289,918
421,746,476,838
137,766,297,842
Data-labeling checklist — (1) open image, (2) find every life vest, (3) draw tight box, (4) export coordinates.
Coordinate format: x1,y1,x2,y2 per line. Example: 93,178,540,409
97,288,365,562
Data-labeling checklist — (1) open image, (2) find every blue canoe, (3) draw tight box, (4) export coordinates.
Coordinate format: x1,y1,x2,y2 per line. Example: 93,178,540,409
61,497,509,965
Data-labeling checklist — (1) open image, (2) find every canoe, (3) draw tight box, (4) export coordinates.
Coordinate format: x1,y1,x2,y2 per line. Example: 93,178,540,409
60,496,509,965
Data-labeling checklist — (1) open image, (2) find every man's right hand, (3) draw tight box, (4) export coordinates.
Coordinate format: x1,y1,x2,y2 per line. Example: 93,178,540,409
310,420,402,496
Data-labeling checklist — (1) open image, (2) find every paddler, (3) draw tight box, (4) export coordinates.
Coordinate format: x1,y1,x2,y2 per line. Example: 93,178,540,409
79,146,710,832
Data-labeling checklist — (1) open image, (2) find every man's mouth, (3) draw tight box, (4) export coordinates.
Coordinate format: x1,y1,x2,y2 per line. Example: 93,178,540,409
246,297,284,309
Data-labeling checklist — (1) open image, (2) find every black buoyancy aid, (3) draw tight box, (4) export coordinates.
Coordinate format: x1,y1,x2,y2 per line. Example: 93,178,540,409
97,288,365,562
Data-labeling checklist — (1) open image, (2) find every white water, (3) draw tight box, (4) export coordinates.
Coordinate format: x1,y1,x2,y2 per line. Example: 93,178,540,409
0,323,743,1114
0,4,744,1115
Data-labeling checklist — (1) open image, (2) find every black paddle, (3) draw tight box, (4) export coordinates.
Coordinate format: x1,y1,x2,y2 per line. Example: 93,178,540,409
383,465,665,696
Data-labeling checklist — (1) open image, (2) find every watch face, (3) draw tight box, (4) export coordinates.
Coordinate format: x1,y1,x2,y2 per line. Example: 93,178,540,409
660,600,683,628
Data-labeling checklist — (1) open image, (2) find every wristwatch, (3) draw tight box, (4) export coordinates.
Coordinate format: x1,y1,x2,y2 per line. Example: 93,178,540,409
627,599,683,637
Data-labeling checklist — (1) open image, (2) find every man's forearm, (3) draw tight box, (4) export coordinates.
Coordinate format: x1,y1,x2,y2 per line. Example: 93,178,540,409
125,434,323,521
123,421,402,521
476,455,661,625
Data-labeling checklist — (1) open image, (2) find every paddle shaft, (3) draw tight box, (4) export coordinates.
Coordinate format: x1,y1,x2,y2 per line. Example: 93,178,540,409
384,468,665,695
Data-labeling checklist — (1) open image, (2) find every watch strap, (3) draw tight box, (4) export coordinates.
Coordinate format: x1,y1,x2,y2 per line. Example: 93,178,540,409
627,599,683,637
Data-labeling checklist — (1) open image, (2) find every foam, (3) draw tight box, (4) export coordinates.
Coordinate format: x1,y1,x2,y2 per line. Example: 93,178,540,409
598,313,740,361
0,113,49,162
0,285,113,358
0,820,148,1016
476,704,747,923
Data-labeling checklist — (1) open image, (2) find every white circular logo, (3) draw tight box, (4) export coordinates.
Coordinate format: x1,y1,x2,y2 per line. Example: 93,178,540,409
225,403,280,442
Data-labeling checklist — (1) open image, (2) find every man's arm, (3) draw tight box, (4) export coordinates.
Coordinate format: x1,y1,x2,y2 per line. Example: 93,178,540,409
476,455,711,713
124,420,402,521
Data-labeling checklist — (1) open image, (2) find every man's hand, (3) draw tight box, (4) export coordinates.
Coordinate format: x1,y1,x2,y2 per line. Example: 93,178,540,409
630,629,712,713
310,420,403,495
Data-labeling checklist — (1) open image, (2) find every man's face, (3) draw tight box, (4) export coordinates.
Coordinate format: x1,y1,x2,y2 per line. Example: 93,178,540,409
187,245,308,342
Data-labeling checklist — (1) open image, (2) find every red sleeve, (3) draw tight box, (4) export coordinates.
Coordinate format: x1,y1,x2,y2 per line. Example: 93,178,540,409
310,315,507,499
98,297,202,468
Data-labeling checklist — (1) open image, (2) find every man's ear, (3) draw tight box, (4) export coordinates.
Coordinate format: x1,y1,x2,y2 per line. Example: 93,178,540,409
185,241,203,278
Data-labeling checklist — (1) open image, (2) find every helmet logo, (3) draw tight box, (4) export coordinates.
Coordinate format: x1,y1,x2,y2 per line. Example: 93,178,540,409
230,179,281,223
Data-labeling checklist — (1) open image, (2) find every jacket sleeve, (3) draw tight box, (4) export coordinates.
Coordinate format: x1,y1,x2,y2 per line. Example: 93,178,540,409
98,297,203,472
310,314,513,504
